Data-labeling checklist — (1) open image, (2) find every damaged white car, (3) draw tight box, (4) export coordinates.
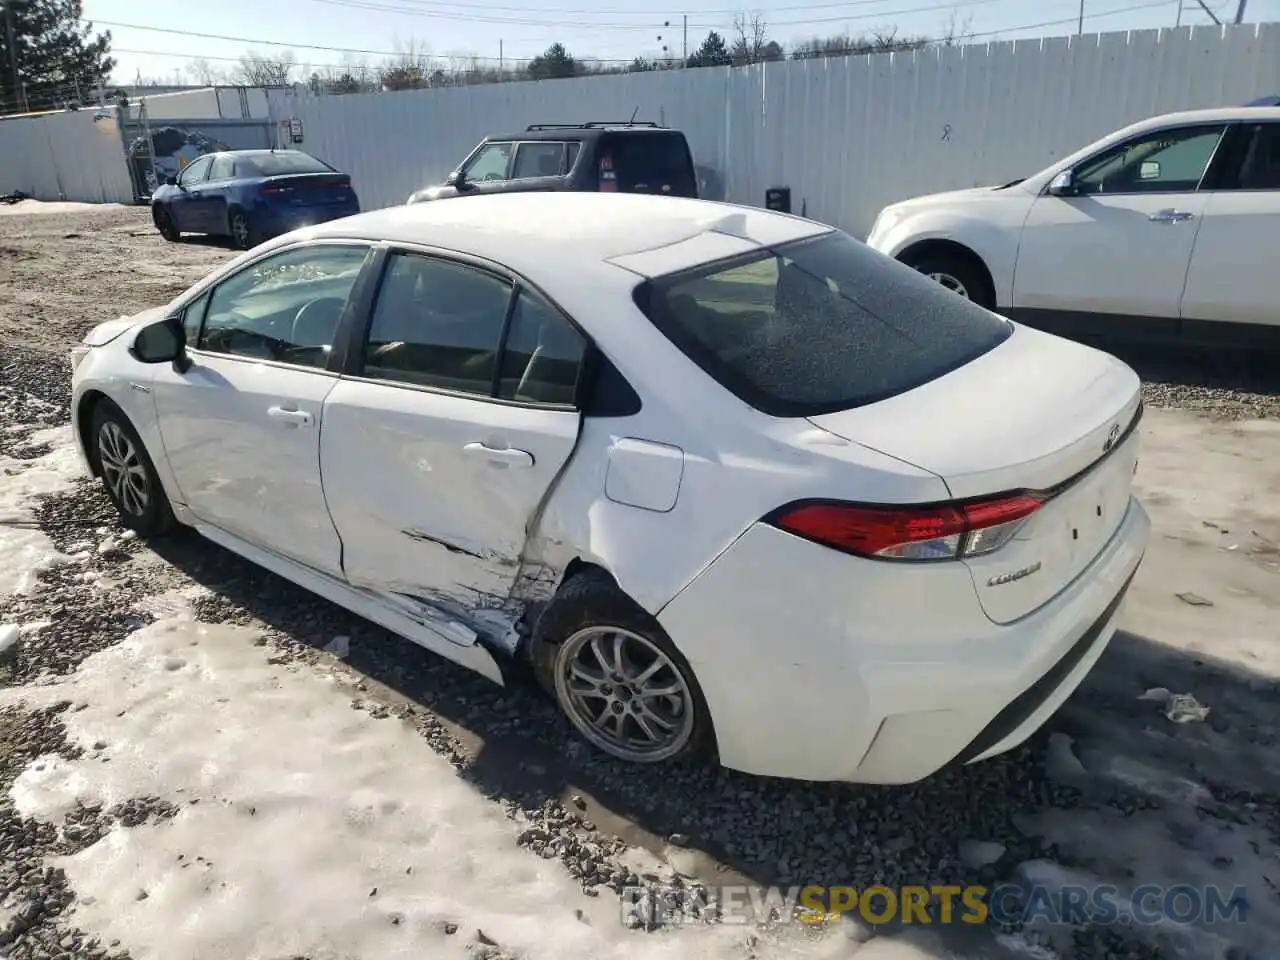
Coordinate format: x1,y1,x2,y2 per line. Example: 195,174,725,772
69,192,1150,784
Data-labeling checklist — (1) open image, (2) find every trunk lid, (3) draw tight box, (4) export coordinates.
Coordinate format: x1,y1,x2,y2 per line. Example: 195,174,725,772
809,324,1142,623
259,173,355,207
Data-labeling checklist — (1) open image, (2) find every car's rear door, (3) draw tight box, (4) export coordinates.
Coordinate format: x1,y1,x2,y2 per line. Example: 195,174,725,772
493,140,571,194
150,241,376,575
195,154,236,234
1012,122,1228,325
320,248,586,618
1179,120,1280,332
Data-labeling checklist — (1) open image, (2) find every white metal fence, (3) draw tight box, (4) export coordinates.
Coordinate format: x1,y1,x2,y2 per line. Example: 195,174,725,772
0,106,135,204
286,22,1280,237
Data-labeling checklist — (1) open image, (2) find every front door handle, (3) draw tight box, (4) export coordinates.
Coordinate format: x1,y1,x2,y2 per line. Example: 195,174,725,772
267,405,314,427
1148,209,1194,223
463,441,534,468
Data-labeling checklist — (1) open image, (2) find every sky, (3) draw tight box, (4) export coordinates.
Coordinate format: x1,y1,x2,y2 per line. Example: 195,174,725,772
81,0,1279,86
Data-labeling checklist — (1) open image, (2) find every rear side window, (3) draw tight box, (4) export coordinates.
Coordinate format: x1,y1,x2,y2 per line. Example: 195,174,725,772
601,133,696,196
634,232,1013,417
1234,122,1280,190
512,142,567,179
209,155,234,180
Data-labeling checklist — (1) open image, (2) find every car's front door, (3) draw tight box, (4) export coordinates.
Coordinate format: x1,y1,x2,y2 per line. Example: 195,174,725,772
198,153,236,236
1180,121,1280,330
450,140,515,198
1012,122,1228,325
169,155,213,232
150,242,375,576
320,249,586,619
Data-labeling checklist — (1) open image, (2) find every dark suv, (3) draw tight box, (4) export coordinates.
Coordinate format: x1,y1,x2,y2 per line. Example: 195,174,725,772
406,122,699,204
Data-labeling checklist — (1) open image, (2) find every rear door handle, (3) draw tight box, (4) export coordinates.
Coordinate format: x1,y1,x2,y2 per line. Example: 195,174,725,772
1148,209,1194,223
267,405,314,427
463,441,534,468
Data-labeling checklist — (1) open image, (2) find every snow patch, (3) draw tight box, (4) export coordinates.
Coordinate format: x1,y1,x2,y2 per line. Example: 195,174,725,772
0,425,84,598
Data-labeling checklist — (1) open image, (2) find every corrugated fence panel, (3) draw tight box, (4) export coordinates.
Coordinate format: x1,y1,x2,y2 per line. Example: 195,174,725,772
0,107,134,204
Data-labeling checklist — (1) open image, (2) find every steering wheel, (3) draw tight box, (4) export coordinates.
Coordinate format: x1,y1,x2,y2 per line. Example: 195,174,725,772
290,297,347,352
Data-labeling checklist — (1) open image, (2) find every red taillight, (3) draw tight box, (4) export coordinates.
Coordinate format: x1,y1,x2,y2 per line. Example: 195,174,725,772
768,494,1043,561
598,154,618,193
259,184,291,196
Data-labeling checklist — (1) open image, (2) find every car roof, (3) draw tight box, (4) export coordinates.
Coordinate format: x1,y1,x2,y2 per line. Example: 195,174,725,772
1140,105,1280,126
486,125,685,142
298,193,829,279
215,149,316,160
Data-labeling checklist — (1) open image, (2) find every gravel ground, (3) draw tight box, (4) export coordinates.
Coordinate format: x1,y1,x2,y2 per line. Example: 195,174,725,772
0,203,1277,960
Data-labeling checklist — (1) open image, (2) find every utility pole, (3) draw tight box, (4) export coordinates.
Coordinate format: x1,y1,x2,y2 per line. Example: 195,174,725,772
499,39,503,73
683,14,688,67
3,0,24,113
1193,0,1221,23
1233,0,1248,24
1077,0,1084,34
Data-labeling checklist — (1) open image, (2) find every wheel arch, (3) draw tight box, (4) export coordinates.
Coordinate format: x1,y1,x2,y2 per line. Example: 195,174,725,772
896,238,997,308
75,389,111,477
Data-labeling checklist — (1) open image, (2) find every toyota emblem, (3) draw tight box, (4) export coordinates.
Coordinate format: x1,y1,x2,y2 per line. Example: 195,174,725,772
1103,423,1121,452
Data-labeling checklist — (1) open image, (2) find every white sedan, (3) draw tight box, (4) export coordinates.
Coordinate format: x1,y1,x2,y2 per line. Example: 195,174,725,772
866,104,1280,346
69,192,1150,784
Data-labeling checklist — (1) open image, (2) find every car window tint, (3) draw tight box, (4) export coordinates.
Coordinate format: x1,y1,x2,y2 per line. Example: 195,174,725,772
363,254,513,395
636,231,1012,417
565,141,582,171
183,290,211,346
179,155,212,185
497,289,585,405
602,133,696,195
512,142,566,179
199,245,368,368
243,152,332,176
1236,123,1280,190
1074,125,1226,195
209,155,234,180
462,142,513,182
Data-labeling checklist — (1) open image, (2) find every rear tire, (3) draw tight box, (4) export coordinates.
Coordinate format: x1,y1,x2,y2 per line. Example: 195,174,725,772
89,399,176,538
901,250,994,310
531,569,713,764
153,206,180,242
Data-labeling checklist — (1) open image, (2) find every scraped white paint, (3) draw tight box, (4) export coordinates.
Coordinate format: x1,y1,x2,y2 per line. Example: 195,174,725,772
0,606,942,960
0,425,84,597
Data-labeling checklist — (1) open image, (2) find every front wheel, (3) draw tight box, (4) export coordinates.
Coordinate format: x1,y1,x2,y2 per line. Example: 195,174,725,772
532,570,712,764
901,251,993,309
90,399,176,538
153,206,180,242
228,208,257,250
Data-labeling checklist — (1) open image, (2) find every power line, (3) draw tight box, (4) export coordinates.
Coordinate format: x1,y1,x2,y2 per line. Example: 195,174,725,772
298,0,1010,18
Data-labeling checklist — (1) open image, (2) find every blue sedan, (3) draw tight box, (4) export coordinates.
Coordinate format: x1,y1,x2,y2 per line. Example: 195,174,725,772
150,149,361,249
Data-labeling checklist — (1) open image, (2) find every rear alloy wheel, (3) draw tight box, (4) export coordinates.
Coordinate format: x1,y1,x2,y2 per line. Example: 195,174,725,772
153,207,180,242
902,251,993,309
90,400,176,537
532,570,711,764
228,209,254,250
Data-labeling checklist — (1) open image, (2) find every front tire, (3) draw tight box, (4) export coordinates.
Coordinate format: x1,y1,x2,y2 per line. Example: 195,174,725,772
901,250,993,309
153,206,180,242
531,569,712,764
90,399,176,538
228,208,256,250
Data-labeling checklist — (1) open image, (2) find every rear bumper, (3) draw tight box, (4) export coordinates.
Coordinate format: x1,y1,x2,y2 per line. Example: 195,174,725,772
657,494,1150,784
255,200,360,235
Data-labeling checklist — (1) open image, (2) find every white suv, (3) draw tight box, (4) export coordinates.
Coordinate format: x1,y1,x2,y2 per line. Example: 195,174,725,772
865,105,1280,346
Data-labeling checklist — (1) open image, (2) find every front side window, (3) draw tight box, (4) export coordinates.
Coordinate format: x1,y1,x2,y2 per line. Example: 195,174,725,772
199,244,369,368
178,155,213,186
462,142,513,183
512,141,567,179
1073,125,1227,195
362,254,513,394
635,231,1012,417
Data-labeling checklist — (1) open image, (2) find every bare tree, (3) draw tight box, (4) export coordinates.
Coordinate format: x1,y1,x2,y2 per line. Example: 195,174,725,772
187,58,225,86
378,36,434,91
234,50,296,86
935,9,974,47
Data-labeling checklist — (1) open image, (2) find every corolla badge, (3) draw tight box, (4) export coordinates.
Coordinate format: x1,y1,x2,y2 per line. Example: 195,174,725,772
987,561,1042,587
1103,422,1121,453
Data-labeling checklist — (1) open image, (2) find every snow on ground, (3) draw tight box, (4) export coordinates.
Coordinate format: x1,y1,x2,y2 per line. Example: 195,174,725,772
0,600,934,960
0,200,132,217
0,425,84,597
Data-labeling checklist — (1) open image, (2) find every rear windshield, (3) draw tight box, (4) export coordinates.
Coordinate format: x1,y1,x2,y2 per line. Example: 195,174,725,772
634,231,1012,417
240,152,333,177
602,133,696,195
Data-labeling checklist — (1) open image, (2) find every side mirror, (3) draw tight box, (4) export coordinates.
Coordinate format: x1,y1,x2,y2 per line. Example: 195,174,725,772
1047,169,1076,197
445,171,462,187
130,316,190,371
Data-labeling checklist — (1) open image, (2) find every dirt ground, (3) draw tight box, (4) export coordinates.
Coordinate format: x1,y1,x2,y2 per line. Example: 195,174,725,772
1,202,1279,960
